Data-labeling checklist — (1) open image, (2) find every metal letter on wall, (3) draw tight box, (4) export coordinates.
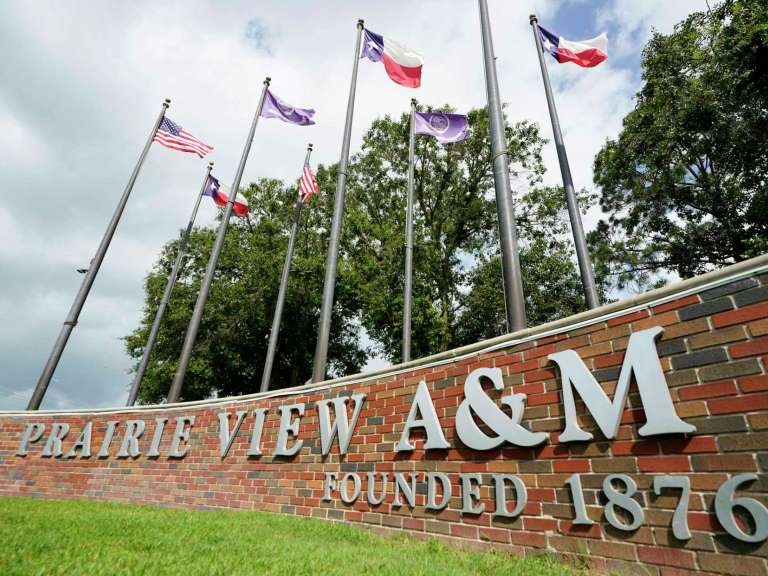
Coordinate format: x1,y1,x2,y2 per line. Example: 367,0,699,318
169,416,195,458
247,408,268,457
116,420,145,458
41,422,69,458
455,367,547,449
549,326,695,442
316,393,366,456
395,382,450,452
218,411,247,458
147,418,167,458
65,421,93,459
274,404,305,457
15,423,45,456
426,472,452,510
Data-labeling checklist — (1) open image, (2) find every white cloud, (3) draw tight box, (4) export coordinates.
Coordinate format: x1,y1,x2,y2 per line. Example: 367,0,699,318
0,0,704,410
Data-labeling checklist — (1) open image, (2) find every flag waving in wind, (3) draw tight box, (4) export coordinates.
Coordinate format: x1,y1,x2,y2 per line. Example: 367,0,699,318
537,24,608,68
361,28,423,88
299,163,319,203
204,175,249,217
153,117,213,158
415,112,469,144
260,90,316,126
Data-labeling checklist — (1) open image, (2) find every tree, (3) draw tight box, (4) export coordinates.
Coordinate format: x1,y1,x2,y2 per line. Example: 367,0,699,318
124,174,366,403
590,0,768,289
126,106,596,401
343,107,593,362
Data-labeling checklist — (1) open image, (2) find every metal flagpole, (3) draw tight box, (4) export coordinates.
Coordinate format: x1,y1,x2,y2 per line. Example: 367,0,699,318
27,98,170,411
402,99,417,363
167,78,271,403
478,0,527,331
530,14,600,309
127,162,213,406
260,144,314,393
312,19,365,383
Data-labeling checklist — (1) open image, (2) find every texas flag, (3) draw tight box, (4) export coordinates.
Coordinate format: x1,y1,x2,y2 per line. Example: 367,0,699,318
203,175,249,217
361,28,423,88
537,24,608,68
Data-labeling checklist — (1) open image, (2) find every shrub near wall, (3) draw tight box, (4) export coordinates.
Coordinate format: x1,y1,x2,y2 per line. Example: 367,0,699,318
2,256,768,576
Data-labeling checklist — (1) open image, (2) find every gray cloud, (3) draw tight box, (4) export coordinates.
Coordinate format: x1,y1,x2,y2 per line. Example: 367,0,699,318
245,18,274,54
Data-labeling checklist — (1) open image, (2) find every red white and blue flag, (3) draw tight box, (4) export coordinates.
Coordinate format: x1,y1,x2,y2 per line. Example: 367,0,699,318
299,163,318,204
153,117,214,158
203,175,249,217
537,24,608,68
361,28,423,88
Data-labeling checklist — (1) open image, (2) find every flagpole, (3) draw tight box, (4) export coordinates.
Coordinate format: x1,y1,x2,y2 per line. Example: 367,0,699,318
27,98,170,411
530,14,600,309
127,162,213,406
478,0,527,331
402,99,417,363
260,143,314,393
167,78,271,403
312,19,365,383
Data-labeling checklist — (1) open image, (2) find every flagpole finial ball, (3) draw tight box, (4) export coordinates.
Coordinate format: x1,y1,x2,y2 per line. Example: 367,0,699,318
163,98,171,107
411,98,417,107
264,77,271,85
308,143,313,150
357,19,364,28
208,161,214,168
529,14,538,24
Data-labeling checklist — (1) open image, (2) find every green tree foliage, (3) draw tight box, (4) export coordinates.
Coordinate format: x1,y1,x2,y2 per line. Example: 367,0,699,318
345,108,592,361
590,0,768,289
126,107,593,402
124,174,366,403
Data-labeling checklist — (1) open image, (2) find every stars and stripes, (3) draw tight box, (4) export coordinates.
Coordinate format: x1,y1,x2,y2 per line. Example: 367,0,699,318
299,163,319,203
153,117,214,158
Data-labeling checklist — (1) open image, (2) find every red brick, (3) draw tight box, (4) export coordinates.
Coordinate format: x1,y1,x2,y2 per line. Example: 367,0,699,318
709,393,768,414
687,512,721,531
479,526,510,543
677,380,737,401
449,523,478,539
493,353,523,367
713,302,768,328
739,374,768,393
638,456,691,472
525,344,555,360
524,368,557,383
659,436,718,454
510,531,547,548
402,518,425,531
637,546,696,569
594,352,625,369
611,440,659,456
523,517,558,532
508,360,539,374
730,337,768,358
652,295,700,314
608,309,650,327
553,459,590,473
527,392,560,406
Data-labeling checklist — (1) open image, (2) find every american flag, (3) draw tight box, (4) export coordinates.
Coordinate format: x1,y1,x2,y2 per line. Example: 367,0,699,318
299,163,319,203
153,117,213,158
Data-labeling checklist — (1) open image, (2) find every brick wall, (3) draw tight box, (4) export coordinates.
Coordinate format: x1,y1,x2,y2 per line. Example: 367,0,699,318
2,258,768,576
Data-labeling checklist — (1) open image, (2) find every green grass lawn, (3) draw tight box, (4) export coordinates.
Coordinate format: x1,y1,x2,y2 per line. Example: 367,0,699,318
0,497,583,576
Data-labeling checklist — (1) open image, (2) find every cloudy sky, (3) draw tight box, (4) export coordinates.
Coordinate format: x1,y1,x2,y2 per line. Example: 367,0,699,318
0,0,707,411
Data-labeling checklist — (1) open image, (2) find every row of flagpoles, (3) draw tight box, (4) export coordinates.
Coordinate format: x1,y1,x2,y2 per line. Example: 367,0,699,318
26,1,609,410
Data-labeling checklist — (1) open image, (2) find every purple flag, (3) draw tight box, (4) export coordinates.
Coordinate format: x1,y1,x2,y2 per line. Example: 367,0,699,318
260,89,315,126
414,112,469,144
